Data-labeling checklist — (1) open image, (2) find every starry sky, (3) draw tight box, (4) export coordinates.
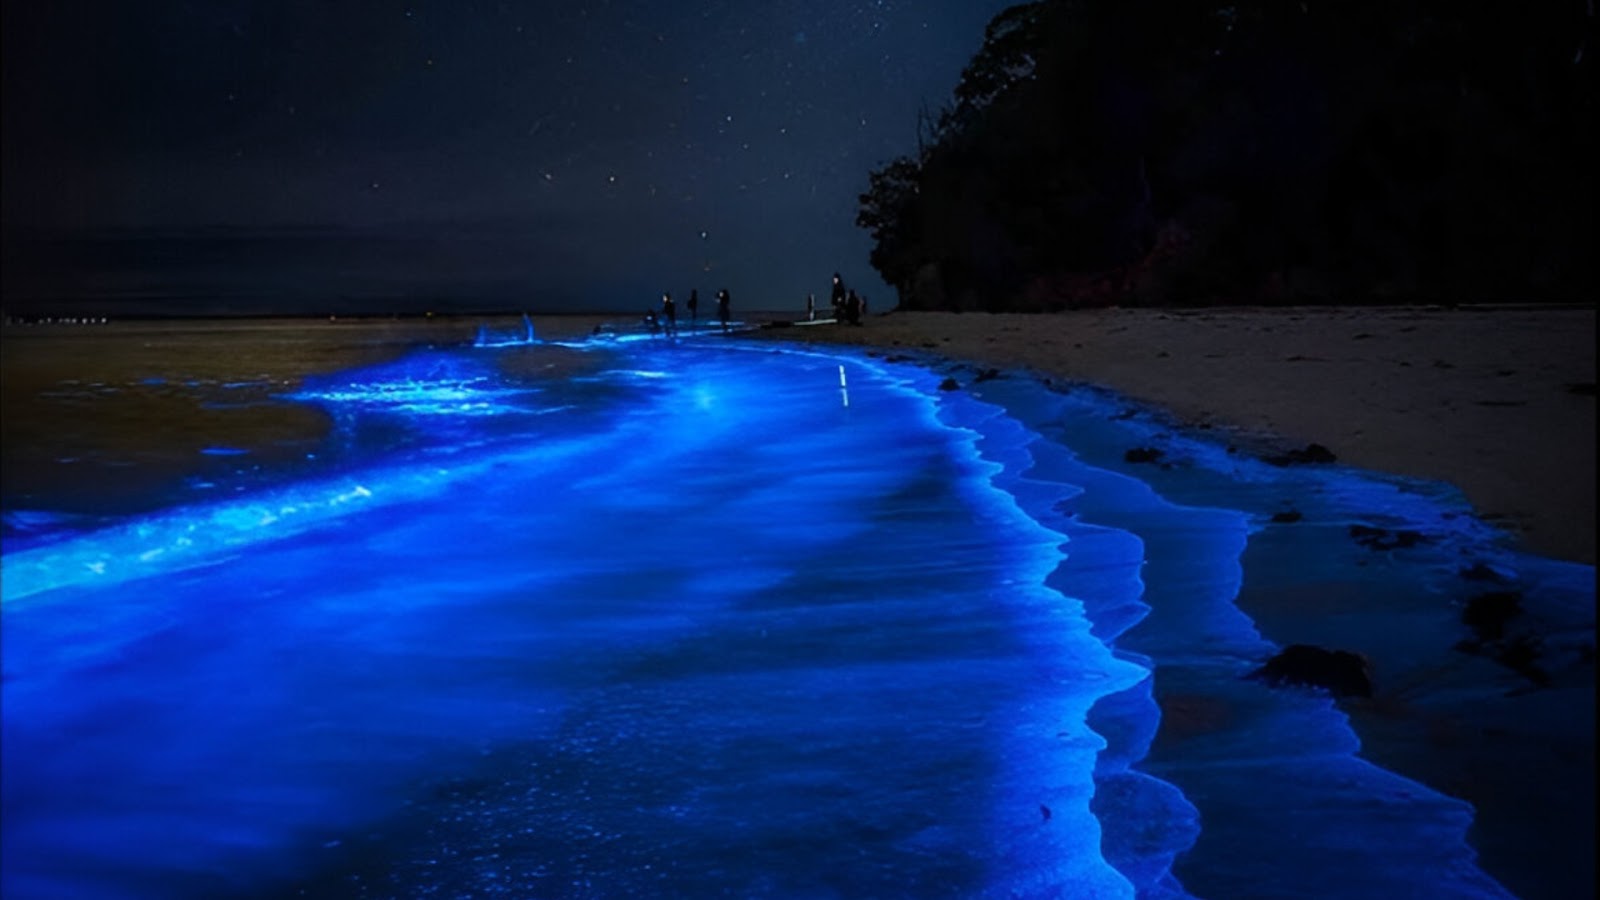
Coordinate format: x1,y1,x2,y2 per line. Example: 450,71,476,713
2,0,1014,313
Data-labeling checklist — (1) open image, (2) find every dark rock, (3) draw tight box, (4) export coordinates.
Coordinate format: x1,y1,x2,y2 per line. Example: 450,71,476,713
938,377,960,391
1248,644,1375,698
1265,443,1338,466
1495,635,1551,686
973,367,1001,383
1348,524,1425,551
1459,562,1509,583
1124,447,1164,464
1270,510,1304,524
1462,591,1523,641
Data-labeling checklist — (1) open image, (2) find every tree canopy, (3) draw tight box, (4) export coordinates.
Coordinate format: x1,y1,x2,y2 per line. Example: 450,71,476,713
858,0,1594,310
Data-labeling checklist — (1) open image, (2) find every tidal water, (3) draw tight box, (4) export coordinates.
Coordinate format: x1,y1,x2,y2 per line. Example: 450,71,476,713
3,322,1585,898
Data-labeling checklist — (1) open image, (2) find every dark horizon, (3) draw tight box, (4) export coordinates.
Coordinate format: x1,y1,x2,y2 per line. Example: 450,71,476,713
2,1,1018,317
0,223,849,318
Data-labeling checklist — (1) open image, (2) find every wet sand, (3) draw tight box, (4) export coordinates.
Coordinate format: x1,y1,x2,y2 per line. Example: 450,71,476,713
743,306,1596,565
740,305,1596,899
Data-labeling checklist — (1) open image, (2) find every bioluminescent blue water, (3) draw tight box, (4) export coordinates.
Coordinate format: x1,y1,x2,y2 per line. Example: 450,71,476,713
4,332,1575,898
2,337,1146,899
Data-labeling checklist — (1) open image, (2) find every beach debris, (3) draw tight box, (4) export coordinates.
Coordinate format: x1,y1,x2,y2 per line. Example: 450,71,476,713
1456,631,1552,688
1348,524,1426,551
1459,561,1512,583
1451,584,1569,687
938,377,960,391
1493,636,1551,687
1269,509,1303,524
1264,443,1338,466
1248,644,1375,698
1461,591,1523,641
1123,447,1164,464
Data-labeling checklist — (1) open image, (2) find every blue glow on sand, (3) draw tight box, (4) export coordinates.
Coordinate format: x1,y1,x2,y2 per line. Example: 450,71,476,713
2,339,1146,898
473,313,540,347
2,335,1563,898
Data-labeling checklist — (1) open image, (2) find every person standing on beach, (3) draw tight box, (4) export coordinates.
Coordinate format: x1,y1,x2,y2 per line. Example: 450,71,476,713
716,288,731,332
845,289,863,326
661,292,678,337
806,293,816,321
645,308,660,336
686,289,699,332
829,273,846,320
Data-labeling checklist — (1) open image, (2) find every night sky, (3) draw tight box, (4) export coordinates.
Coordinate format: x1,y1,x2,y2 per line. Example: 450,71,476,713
2,1,1014,313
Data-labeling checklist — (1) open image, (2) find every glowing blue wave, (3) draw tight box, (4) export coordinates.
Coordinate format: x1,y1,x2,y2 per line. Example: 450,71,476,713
3,334,1560,898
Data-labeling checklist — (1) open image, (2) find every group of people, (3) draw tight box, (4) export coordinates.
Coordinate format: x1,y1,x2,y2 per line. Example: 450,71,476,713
828,272,866,325
647,287,731,337
647,271,869,336
802,273,867,325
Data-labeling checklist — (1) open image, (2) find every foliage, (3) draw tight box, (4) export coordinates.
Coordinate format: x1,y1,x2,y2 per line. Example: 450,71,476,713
858,0,1594,310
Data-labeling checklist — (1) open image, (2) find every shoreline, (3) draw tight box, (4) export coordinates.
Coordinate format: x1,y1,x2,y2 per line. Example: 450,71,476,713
2,312,1591,895
740,306,1595,898
740,306,1596,565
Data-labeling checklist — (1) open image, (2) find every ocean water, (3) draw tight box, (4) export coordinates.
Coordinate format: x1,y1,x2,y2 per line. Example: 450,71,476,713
2,323,1587,898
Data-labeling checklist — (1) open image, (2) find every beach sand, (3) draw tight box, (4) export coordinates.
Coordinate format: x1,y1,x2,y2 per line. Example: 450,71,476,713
747,306,1596,565
742,305,1596,899
3,310,1591,895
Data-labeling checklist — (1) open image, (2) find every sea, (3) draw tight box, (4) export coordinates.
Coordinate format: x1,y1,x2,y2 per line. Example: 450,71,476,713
1,316,1591,899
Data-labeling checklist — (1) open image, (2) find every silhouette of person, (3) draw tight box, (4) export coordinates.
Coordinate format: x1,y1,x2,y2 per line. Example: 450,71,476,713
645,308,660,336
830,273,846,320
686,288,699,331
716,288,731,332
845,289,863,325
661,291,677,336
806,293,816,321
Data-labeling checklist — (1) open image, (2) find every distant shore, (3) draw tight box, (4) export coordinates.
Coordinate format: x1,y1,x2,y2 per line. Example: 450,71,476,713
740,305,1597,565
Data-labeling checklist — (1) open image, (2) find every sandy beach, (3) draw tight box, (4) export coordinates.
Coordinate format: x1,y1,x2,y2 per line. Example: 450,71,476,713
746,306,1596,565
742,304,1596,898
2,310,1591,896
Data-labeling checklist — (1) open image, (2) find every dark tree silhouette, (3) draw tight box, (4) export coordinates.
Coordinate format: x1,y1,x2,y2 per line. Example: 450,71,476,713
859,0,1594,311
